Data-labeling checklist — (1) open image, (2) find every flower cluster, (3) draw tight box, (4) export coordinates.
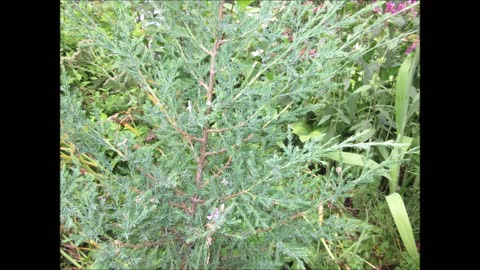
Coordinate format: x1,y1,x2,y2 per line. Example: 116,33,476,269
405,38,419,55
374,0,418,16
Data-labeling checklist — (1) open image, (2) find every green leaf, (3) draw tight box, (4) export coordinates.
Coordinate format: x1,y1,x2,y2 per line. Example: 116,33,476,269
298,135,310,143
352,85,372,95
292,259,306,270
354,128,376,143
291,122,310,136
236,0,254,10
325,151,379,169
325,151,390,180
385,193,419,265
389,136,413,193
308,129,325,141
395,50,419,137
317,115,331,126
223,3,234,11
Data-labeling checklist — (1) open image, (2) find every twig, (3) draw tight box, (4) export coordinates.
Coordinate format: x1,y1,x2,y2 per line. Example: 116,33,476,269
102,138,125,158
118,239,167,249
213,156,232,178
170,202,194,215
189,195,205,204
205,148,228,157
222,189,249,202
199,80,209,91
207,127,231,133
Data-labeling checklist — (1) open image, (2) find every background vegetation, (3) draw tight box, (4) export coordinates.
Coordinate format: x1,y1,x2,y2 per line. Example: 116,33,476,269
61,1,420,269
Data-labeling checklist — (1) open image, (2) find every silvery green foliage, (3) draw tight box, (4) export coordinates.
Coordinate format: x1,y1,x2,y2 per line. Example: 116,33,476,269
61,1,415,269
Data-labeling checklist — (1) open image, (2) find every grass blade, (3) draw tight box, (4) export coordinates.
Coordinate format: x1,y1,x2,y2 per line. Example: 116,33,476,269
60,248,83,269
385,193,419,266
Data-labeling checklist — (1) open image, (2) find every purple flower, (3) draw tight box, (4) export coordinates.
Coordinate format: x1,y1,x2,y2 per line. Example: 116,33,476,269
398,2,407,11
386,2,397,14
405,39,419,55
207,208,220,220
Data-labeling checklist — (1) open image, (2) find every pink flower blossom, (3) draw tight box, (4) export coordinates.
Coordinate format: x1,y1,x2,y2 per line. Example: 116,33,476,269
405,39,419,55
207,208,220,220
398,2,407,11
385,2,397,14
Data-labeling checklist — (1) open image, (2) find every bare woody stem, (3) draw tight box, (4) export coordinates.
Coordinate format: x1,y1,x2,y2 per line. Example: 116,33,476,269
195,0,225,187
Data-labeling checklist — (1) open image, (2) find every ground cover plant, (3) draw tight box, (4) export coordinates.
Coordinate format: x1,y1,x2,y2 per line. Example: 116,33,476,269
61,1,420,269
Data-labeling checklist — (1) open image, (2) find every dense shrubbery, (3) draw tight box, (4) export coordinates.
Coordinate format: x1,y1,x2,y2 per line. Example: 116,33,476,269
61,1,419,269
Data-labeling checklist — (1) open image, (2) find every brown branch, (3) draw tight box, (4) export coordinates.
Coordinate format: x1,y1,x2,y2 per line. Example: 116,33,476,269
172,123,204,143
205,148,227,157
194,0,225,188
222,189,249,202
170,202,194,215
243,133,254,142
207,127,231,133
118,239,167,249
173,188,185,196
189,195,205,204
142,172,158,184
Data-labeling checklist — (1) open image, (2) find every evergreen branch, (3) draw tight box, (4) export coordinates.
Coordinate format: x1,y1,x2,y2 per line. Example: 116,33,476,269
207,122,246,133
184,22,212,56
137,70,202,146
248,211,307,235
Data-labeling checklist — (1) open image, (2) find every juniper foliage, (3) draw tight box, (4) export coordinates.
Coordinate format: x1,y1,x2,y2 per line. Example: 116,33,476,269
61,1,417,269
